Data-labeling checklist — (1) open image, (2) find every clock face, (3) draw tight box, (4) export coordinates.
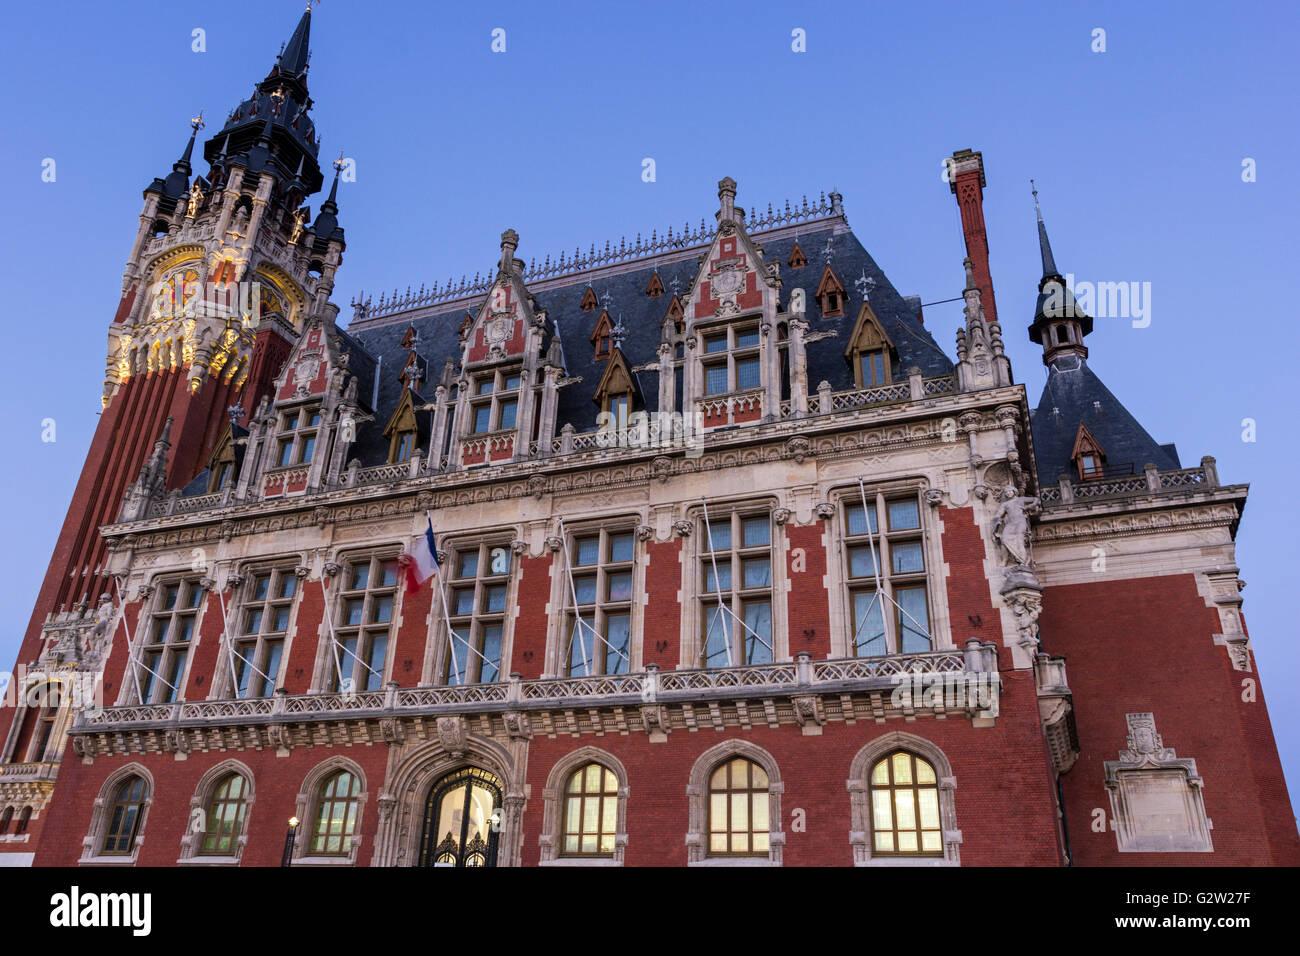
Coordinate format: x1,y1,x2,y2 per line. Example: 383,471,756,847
154,268,200,318
489,547,510,575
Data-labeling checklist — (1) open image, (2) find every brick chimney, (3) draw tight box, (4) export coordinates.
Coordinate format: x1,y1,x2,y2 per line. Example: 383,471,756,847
948,149,998,326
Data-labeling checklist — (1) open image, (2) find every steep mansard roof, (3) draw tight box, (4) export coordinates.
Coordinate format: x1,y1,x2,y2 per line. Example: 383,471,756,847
1029,355,1179,480
340,223,953,467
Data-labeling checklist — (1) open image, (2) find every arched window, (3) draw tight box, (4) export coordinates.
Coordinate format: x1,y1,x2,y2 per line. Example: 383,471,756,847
102,775,149,856
200,773,250,856
15,807,31,836
311,770,360,856
707,757,770,857
562,763,619,857
0,807,12,835
869,751,943,857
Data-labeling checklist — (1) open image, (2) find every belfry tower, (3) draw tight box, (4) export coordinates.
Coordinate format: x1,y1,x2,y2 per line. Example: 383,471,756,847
0,7,345,824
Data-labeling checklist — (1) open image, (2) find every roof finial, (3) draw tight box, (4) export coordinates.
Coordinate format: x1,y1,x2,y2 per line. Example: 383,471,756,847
1032,180,1059,278
1031,178,1043,223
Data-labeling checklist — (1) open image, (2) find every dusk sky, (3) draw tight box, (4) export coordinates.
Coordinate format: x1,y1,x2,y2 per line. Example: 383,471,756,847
1,1,1296,812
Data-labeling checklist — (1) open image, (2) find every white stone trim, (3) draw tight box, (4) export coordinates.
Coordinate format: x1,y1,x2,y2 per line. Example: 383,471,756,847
847,731,961,866
292,755,368,866
685,738,784,865
537,745,629,864
176,758,255,864
78,762,156,866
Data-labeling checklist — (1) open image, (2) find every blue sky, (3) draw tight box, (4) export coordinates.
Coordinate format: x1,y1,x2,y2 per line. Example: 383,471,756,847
0,1,1296,812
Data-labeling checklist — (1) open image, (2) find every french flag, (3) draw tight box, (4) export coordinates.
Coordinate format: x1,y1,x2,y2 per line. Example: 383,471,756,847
401,518,440,593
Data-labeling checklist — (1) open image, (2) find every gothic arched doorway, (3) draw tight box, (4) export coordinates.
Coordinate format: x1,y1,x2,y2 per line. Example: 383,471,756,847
418,767,503,867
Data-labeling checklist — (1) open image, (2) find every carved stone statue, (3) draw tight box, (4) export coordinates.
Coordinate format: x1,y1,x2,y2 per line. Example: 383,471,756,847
991,484,1039,568
289,207,307,244
83,593,117,661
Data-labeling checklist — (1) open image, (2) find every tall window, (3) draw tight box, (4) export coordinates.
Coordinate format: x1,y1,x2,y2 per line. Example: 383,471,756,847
701,321,761,396
211,459,233,492
331,556,398,693
138,579,201,703
0,807,11,835
101,776,148,855
470,370,521,434
561,763,618,857
310,770,360,856
445,543,510,684
869,752,942,856
275,404,322,467
392,430,415,462
22,682,61,762
708,757,769,857
200,773,249,856
565,529,634,676
700,511,773,667
844,493,931,656
603,392,631,434
234,568,296,698
15,807,31,836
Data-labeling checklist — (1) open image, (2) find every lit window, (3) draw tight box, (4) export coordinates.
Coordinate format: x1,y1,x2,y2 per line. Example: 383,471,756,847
844,494,931,656
561,763,619,857
310,771,359,856
200,773,249,856
565,529,635,676
708,757,770,857
869,752,943,856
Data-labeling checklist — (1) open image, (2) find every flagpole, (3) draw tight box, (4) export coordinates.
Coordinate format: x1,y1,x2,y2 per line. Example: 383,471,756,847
426,511,463,685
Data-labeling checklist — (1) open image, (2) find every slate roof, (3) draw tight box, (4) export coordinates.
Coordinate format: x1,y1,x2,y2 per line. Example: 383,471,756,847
1029,355,1180,481
346,224,953,459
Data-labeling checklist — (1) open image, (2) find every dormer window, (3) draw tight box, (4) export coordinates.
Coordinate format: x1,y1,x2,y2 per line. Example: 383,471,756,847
1070,422,1108,481
276,405,321,467
383,390,421,464
591,310,613,361
470,370,521,434
846,302,895,389
701,322,761,396
213,460,233,491
859,350,887,386
646,272,664,297
816,264,846,318
605,392,630,431
393,431,415,462
788,241,807,269
580,287,599,312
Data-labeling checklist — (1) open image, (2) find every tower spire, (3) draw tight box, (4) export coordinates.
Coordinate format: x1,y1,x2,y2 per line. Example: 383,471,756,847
278,5,313,77
1031,179,1059,279
1028,181,1091,366
174,111,204,175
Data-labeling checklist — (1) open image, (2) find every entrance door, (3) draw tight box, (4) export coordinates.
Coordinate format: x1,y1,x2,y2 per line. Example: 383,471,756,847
418,767,503,867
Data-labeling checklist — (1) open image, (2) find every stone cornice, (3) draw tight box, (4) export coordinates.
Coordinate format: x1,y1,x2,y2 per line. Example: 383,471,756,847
1033,491,1245,544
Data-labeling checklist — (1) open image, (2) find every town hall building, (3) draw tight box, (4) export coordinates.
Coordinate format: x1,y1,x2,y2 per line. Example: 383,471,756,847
0,8,1295,867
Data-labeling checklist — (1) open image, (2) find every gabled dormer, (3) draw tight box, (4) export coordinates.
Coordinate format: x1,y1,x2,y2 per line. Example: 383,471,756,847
815,263,846,318
845,301,895,388
383,387,424,464
1071,422,1107,480
593,347,641,432
787,241,807,269
646,271,664,297
591,310,613,361
580,285,599,312
665,293,685,334
204,422,245,494
683,177,784,426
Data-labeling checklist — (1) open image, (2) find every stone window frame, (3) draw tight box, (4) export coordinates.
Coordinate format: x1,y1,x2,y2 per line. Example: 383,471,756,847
698,316,763,397
686,739,785,866
118,575,206,706
557,523,639,678
468,367,523,436
311,548,404,695
848,732,961,866
1103,712,1213,853
826,481,953,660
292,756,369,867
272,401,323,469
681,497,786,670
214,562,303,700
79,763,156,866
435,536,518,686
538,746,630,867
2,676,75,764
177,758,256,866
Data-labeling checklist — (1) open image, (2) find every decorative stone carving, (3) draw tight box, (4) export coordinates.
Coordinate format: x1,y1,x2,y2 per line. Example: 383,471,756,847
641,704,670,743
635,524,655,542
83,594,117,663
502,711,532,741
376,792,397,823
1001,586,1044,653
509,538,528,555
786,436,811,464
652,456,673,482
672,519,693,537
814,502,835,520
436,715,468,757
772,507,792,526
219,520,236,542
294,564,312,579
792,695,824,735
321,562,342,579
225,572,244,591
313,506,333,529
267,725,292,753
923,489,944,507
544,535,563,553
136,584,155,602
527,475,548,499
1104,713,1213,853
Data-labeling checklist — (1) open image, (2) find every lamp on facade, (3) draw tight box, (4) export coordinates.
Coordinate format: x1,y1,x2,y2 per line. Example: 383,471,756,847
281,816,300,867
